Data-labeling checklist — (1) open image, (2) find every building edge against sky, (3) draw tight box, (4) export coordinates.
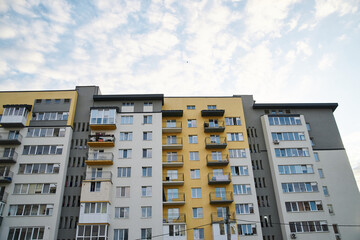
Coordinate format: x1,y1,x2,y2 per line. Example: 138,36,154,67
0,86,358,240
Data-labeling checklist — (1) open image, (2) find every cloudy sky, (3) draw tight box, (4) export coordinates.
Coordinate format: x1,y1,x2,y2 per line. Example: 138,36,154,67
0,0,359,187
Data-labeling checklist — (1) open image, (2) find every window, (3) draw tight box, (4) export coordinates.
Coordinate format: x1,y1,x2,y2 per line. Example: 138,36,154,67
318,169,324,178
64,99,70,103
328,204,334,214
227,133,244,141
229,149,246,158
77,225,107,239
141,206,152,218
27,128,66,137
119,149,132,159
189,135,198,144
115,207,129,218
271,132,306,141
114,229,128,240
231,166,249,176
268,116,301,125
306,123,311,131
190,169,200,179
310,138,315,146
238,224,256,236
166,152,178,162
142,167,152,177
122,103,134,112
143,115,152,124
121,116,133,124
188,119,197,127
282,182,319,193
207,105,216,109
84,202,108,214
193,208,203,218
278,165,314,175
225,117,241,125
194,228,204,239
236,203,254,214
141,228,152,240
35,99,42,103
118,167,131,177
191,188,202,198
169,225,185,236
143,102,153,112
285,201,323,212
143,131,152,140
314,152,320,162
116,186,130,198
90,182,101,192
22,145,63,155
190,151,199,161
187,105,195,109
142,186,152,197
13,183,57,195
90,109,116,124
233,184,251,195
8,204,54,216
323,186,329,196
18,163,59,174
143,149,152,158
120,132,132,141
289,221,329,233
275,148,310,157
8,227,45,240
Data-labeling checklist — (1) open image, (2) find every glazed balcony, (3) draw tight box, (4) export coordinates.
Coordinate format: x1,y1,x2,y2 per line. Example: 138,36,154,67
0,105,31,128
163,213,186,224
88,134,115,148
211,212,236,223
201,109,225,117
0,192,8,203
84,171,112,182
162,137,183,150
89,108,117,130
163,192,185,206
209,191,233,204
0,171,13,183
208,173,231,185
162,155,184,167
205,137,227,149
204,121,225,132
0,150,18,163
0,132,22,145
162,121,182,133
163,173,184,186
86,152,114,166
206,154,229,166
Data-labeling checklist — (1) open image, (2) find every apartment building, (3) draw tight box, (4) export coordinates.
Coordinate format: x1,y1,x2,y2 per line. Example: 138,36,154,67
0,90,78,239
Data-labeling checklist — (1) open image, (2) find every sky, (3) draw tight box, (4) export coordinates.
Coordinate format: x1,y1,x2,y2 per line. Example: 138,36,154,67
0,0,359,188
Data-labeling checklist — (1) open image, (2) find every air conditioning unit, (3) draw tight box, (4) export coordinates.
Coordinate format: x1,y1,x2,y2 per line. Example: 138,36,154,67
273,140,280,144
290,233,296,239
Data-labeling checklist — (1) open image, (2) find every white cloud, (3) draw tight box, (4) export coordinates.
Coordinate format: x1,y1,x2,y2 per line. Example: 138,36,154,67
296,40,312,57
0,60,8,75
315,0,359,19
337,34,347,41
318,53,335,70
0,26,17,39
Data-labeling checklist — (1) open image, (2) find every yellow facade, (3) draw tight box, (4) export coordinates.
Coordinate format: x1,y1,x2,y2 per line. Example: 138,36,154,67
0,90,78,127
163,97,249,240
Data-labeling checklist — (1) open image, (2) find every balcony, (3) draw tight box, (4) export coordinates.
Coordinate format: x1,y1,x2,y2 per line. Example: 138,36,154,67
205,137,227,149
208,173,231,185
0,150,18,163
201,109,225,117
0,192,8,203
163,137,183,150
88,134,115,148
211,212,236,223
162,121,182,133
86,152,114,166
89,108,117,130
163,213,186,224
163,173,184,185
204,121,225,132
209,191,233,204
163,192,185,206
0,132,22,145
84,171,112,182
162,110,183,117
0,105,31,128
207,154,229,166
0,171,13,183
162,155,184,167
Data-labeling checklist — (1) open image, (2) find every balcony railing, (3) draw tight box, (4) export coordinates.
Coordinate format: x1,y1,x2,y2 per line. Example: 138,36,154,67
84,171,112,181
206,154,229,166
209,191,233,204
211,212,236,223
0,150,18,163
162,155,184,167
0,192,8,203
0,132,22,145
0,171,14,183
162,121,182,133
162,137,183,149
163,192,185,205
205,137,227,149
208,173,231,185
163,173,184,185
163,213,186,224
86,152,114,165
88,135,115,147
204,121,225,132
